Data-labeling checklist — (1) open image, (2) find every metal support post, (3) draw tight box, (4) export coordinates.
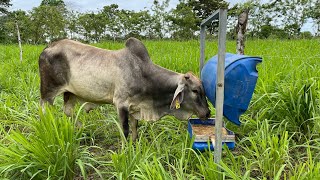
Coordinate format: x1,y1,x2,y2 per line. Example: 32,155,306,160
200,26,206,76
199,8,228,168
214,8,227,165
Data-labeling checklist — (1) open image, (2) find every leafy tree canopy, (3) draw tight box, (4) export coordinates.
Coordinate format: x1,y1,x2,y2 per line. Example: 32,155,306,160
188,0,228,22
0,0,11,14
41,0,65,7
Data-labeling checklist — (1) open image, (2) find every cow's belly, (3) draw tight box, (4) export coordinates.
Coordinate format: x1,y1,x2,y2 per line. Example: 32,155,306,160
65,69,116,103
66,80,114,103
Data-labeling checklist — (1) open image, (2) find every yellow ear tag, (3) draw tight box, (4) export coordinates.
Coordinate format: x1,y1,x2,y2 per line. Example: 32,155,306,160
175,100,180,109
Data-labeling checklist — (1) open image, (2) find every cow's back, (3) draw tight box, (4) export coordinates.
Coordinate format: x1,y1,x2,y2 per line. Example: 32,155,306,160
39,39,133,103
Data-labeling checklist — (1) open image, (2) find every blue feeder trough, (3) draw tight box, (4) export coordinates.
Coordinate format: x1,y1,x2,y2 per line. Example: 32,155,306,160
201,53,262,126
188,53,262,152
188,118,235,151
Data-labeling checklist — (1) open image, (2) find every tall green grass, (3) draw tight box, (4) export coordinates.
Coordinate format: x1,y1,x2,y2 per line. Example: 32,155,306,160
0,39,319,179
0,106,102,179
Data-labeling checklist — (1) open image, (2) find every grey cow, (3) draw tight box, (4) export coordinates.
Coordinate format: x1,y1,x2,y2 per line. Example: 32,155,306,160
39,38,210,140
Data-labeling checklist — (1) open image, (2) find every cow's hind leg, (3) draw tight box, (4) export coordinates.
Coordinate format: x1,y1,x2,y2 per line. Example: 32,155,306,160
40,88,61,113
40,96,54,113
117,107,129,139
63,92,77,117
130,117,138,141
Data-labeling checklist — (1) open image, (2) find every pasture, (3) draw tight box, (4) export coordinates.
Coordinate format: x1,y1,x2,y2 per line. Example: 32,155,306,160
0,39,319,179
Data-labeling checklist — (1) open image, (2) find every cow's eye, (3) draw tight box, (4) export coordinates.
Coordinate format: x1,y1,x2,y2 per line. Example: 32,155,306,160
192,89,198,94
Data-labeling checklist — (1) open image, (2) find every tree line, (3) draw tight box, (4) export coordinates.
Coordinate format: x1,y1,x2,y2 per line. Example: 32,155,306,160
0,0,319,44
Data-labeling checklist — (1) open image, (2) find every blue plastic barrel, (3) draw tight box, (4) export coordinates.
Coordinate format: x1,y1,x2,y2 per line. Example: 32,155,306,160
201,53,262,125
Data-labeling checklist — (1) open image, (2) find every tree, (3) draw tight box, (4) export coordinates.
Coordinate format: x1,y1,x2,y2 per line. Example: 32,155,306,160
229,0,272,39
228,0,312,39
263,0,310,38
0,0,11,14
188,0,228,33
188,0,228,21
149,0,170,39
41,0,65,7
307,0,320,35
4,10,32,43
117,9,147,39
0,16,7,42
30,5,66,43
41,0,66,15
78,12,106,42
0,0,11,42
169,1,198,39
101,4,121,40
125,10,151,39
65,10,80,39
169,0,228,39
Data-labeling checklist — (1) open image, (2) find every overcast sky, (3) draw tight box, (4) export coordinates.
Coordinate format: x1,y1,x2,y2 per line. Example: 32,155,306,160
10,0,314,33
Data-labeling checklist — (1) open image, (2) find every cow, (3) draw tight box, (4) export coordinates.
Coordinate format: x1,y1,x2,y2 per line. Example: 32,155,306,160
39,38,210,141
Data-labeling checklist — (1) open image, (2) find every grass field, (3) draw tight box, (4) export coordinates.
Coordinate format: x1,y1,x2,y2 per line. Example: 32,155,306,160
0,39,319,179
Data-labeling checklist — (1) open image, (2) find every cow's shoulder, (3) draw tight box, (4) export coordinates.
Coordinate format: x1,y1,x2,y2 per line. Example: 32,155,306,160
125,37,150,62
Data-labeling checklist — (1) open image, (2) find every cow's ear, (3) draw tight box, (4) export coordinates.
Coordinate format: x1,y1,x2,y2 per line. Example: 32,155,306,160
170,83,185,110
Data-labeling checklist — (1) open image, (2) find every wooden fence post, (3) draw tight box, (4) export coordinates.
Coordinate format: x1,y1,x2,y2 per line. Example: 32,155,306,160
236,9,249,55
15,18,23,62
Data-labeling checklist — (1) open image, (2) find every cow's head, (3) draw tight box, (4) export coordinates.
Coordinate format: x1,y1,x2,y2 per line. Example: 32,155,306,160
170,72,210,119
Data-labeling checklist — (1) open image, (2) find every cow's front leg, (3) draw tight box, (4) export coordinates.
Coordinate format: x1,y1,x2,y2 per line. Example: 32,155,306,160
130,117,138,141
118,107,129,138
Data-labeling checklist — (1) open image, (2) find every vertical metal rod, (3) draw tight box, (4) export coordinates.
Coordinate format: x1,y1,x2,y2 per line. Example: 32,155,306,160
199,25,206,76
214,9,227,165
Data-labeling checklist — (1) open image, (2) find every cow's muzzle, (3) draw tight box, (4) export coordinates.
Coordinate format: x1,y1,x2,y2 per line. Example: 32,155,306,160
198,110,210,120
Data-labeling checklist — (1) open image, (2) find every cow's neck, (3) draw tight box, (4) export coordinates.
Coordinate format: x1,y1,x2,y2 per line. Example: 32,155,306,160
146,64,192,120
149,64,180,102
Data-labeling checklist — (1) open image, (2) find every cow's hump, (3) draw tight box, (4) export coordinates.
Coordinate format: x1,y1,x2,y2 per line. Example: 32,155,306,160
125,37,150,62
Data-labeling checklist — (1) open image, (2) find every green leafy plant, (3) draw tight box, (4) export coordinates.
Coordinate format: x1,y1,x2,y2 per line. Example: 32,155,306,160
0,107,102,179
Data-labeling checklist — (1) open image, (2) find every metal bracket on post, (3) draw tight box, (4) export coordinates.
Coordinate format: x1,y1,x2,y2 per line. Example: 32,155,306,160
199,9,228,166
200,9,220,76
199,26,206,75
